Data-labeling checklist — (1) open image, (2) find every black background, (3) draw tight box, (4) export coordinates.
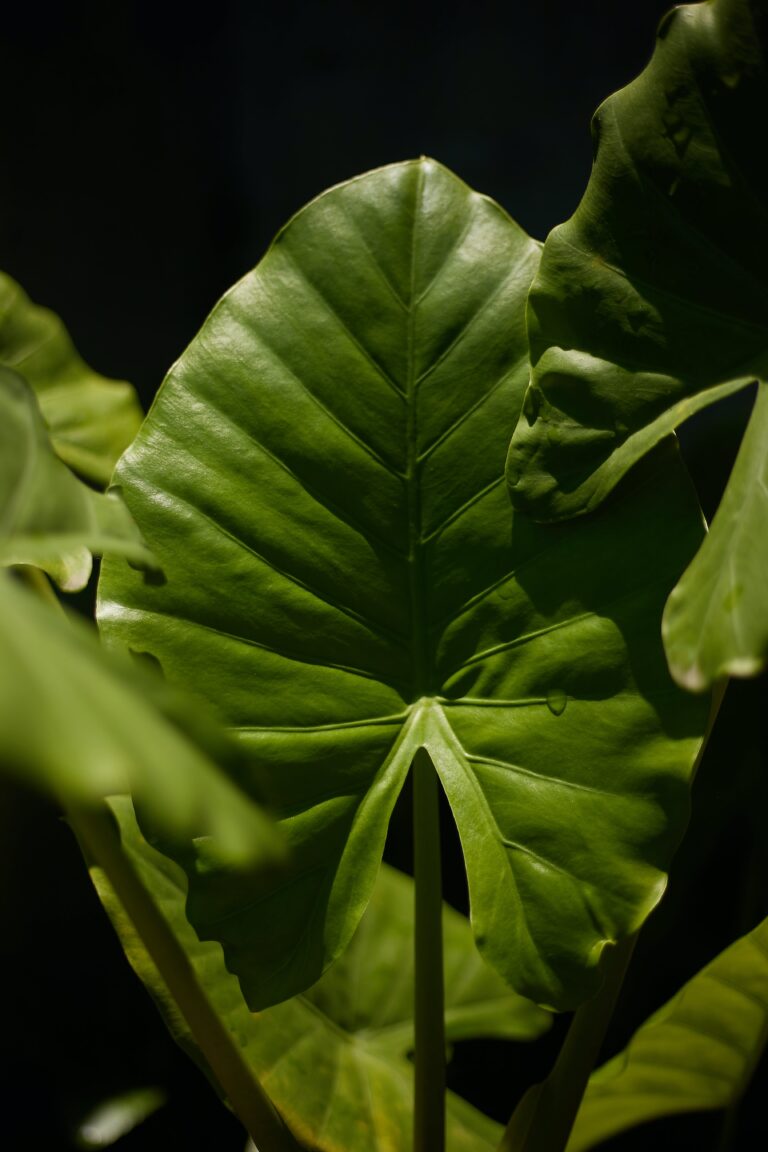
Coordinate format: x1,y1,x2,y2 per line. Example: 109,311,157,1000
2,2,767,1149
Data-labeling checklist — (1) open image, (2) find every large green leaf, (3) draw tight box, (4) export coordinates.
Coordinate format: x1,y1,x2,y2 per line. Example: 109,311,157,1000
0,368,153,589
506,0,768,690
92,807,551,1152
0,570,280,866
98,158,708,1012
567,915,768,1151
0,270,143,485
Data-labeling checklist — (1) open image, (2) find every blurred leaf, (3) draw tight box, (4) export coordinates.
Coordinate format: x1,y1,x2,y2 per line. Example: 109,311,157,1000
0,270,142,485
99,158,708,1013
75,1087,165,1150
0,570,281,867
92,801,545,1152
567,915,768,1150
0,369,154,589
506,0,768,689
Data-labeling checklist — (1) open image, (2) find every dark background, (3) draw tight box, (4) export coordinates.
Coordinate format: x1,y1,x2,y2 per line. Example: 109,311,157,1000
2,2,767,1149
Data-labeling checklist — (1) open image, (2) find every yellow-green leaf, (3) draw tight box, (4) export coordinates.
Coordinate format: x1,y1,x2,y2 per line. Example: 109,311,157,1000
0,270,142,485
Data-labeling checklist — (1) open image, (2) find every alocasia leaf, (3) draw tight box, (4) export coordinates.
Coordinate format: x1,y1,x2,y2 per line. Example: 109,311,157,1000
0,368,154,589
505,0,768,690
98,158,708,1011
0,570,280,866
0,270,143,485
91,803,549,1152
567,915,768,1151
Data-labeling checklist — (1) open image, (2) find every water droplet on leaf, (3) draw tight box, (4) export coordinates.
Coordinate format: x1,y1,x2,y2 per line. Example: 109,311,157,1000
546,688,568,717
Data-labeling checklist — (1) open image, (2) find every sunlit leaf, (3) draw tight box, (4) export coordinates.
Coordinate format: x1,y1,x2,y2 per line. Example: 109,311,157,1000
92,801,548,1152
568,915,768,1150
0,270,142,485
506,0,768,690
98,159,707,1011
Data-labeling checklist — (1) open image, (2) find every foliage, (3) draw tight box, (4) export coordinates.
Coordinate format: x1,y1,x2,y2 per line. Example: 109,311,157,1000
3,2,768,1151
92,820,550,1152
0,270,143,487
97,159,707,1016
569,915,768,1151
506,0,768,692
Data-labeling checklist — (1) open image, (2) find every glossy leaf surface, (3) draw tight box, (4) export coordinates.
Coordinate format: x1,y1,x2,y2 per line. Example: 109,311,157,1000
0,571,279,866
0,270,142,485
506,0,768,689
92,804,547,1152
99,159,708,1011
0,369,153,589
568,915,768,1151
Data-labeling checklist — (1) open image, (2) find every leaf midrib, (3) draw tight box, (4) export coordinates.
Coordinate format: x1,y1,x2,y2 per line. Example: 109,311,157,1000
406,162,429,698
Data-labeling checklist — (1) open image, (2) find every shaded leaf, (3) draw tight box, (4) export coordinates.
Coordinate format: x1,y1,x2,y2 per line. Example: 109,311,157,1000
0,270,142,485
92,801,544,1152
301,861,552,1060
0,369,154,589
568,915,768,1151
0,570,280,867
506,0,768,689
98,158,708,1011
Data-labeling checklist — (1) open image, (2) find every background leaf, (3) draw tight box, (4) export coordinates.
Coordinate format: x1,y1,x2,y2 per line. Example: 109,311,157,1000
300,861,552,1060
0,270,143,485
0,368,153,589
74,1087,166,1150
92,804,548,1152
505,0,768,690
98,158,708,1012
567,915,768,1151
0,570,280,867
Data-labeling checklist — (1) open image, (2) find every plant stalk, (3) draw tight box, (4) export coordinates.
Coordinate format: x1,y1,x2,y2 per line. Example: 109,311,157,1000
70,804,300,1152
498,932,637,1152
413,746,446,1152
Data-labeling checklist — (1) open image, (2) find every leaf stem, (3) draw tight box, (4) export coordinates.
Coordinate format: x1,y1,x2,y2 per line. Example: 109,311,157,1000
69,803,301,1152
413,746,446,1152
498,933,637,1152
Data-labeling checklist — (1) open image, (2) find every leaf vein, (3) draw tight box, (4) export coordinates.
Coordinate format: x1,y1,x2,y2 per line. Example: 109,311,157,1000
417,355,528,464
174,384,409,562
465,753,628,801
414,200,479,306
120,604,410,691
143,480,408,649
415,267,520,390
420,476,504,543
279,246,407,399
